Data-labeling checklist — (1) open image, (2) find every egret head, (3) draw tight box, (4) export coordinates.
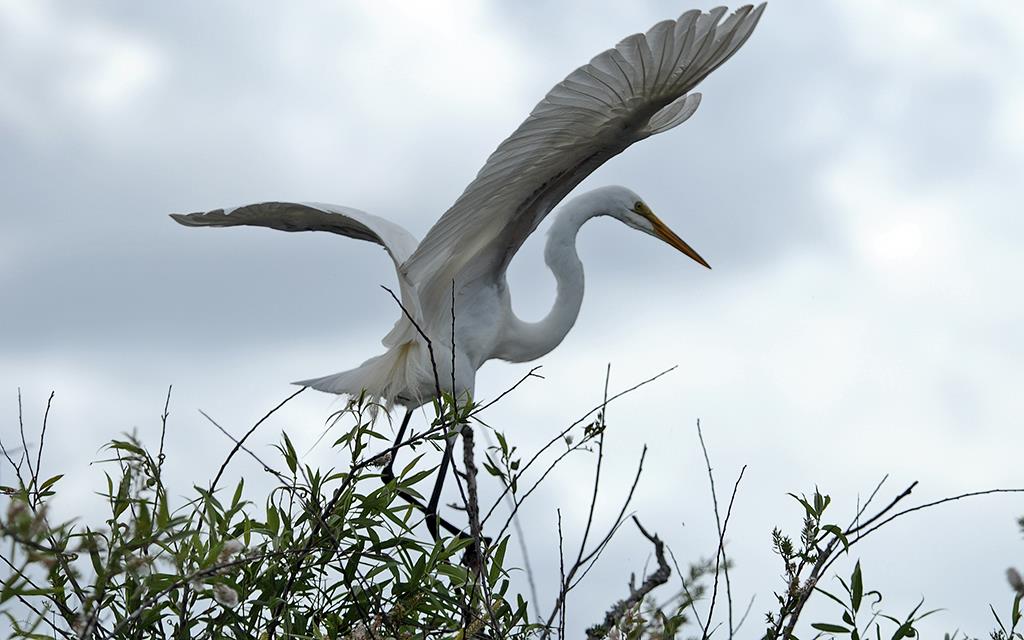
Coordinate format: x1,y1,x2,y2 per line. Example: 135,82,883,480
603,186,710,269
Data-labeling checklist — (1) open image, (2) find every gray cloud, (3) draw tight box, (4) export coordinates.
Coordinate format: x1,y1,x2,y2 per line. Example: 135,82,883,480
2,2,1023,637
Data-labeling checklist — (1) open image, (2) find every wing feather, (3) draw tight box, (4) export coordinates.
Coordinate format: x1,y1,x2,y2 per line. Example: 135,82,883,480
171,202,424,347
404,4,765,324
170,202,418,266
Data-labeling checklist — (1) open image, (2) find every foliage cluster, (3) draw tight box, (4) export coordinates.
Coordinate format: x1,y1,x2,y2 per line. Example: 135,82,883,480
1,378,1021,639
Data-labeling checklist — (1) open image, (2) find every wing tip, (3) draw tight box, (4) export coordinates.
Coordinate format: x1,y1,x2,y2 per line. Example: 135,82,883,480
168,211,213,226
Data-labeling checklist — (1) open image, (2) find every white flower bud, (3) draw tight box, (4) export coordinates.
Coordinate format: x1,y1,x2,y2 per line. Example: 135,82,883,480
218,539,244,563
212,583,239,608
1008,567,1024,594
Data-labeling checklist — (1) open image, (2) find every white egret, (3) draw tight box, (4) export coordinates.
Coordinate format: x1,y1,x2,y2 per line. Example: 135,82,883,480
172,5,764,535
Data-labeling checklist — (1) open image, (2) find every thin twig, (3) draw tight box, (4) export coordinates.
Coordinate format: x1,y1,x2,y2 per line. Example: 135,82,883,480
209,386,306,494
695,420,722,640
381,285,443,402
707,464,746,639
32,391,55,504
845,481,918,536
17,388,32,482
666,546,706,631
156,385,172,490
544,446,648,633
469,366,544,417
577,364,611,561
557,509,566,640
482,365,677,527
734,593,757,635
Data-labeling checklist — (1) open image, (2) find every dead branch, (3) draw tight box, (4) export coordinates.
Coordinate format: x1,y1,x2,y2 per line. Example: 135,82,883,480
585,517,672,640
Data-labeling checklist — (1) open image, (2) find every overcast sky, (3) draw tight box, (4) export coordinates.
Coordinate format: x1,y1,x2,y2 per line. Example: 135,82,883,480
2,1,1023,637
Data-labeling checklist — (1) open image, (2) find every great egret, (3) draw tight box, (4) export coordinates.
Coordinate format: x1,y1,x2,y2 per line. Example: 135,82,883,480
172,4,764,534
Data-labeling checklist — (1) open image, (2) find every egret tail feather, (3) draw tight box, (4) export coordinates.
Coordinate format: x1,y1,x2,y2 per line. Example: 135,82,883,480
294,341,432,409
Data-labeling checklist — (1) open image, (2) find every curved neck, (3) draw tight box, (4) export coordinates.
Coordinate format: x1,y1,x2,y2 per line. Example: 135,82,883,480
499,197,600,362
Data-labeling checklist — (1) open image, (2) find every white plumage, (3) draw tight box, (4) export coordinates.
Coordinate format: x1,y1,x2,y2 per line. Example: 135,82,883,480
172,5,765,410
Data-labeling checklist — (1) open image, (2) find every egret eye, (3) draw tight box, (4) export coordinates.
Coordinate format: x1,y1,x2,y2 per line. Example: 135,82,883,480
632,201,652,218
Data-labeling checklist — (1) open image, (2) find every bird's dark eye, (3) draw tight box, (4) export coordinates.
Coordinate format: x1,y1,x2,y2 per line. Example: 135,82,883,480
635,201,643,210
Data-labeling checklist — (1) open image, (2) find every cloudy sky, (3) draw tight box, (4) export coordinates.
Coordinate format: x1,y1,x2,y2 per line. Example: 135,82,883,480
2,0,1023,636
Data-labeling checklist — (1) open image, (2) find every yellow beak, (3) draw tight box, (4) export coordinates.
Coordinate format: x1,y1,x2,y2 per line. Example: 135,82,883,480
647,210,712,268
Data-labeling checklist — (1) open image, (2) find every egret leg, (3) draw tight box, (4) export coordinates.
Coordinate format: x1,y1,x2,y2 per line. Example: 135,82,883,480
380,408,413,485
379,409,467,540
425,432,457,541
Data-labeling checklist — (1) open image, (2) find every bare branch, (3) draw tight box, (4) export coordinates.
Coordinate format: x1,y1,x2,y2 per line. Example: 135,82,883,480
585,517,672,640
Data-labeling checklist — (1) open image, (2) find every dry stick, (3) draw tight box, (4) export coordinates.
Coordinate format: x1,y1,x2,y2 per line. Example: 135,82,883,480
695,419,732,639
556,509,566,640
17,388,31,480
469,366,544,417
481,365,677,527
571,446,649,583
0,432,21,483
705,465,746,640
849,474,889,538
492,436,590,545
577,365,611,563
845,481,918,537
666,546,706,631
816,486,1024,588
31,390,54,505
459,424,503,637
152,385,172,536
856,487,1024,541
585,517,672,640
209,386,306,494
544,446,649,634
381,286,443,401
200,411,290,485
734,593,757,635
459,426,483,571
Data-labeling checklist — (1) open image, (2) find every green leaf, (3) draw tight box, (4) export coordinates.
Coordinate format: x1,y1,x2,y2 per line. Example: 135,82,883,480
113,472,132,518
890,621,916,640
37,474,63,493
488,536,510,587
851,560,864,612
822,524,850,553
231,477,245,510
282,433,298,474
788,493,815,518
157,491,171,529
436,564,468,585
812,622,851,634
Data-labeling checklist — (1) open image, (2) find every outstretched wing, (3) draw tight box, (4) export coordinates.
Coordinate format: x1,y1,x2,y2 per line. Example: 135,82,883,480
171,202,419,266
403,4,764,323
171,202,423,346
